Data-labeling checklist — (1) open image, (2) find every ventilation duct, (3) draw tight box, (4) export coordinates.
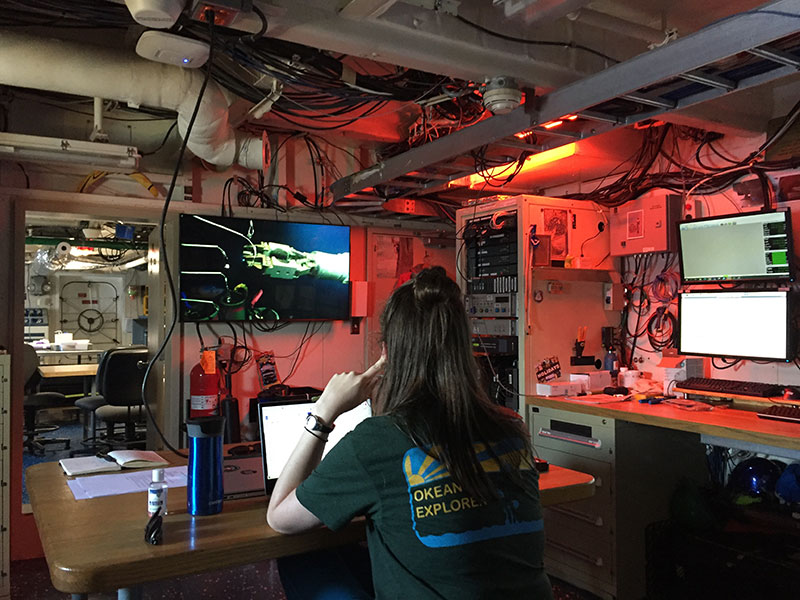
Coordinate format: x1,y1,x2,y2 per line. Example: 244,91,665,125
0,30,265,170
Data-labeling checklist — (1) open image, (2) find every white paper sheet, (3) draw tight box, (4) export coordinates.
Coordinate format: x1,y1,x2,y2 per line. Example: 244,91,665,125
565,394,632,404
67,466,188,500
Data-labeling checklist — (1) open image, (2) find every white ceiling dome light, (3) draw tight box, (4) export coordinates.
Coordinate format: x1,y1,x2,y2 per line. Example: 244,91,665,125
135,30,210,68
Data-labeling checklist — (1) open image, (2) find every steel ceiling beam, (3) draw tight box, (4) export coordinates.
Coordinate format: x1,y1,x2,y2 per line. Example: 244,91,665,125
331,0,800,202
330,106,537,199
536,0,800,124
257,0,589,89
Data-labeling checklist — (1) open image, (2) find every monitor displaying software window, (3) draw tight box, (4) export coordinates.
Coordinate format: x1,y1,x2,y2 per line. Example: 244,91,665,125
678,291,791,361
678,210,792,283
258,400,372,485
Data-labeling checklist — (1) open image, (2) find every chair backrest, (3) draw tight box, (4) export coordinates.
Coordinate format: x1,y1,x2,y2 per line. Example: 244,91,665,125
97,347,149,406
23,344,41,393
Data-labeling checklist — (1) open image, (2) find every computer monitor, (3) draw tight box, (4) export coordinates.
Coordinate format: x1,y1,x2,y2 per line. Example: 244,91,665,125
678,290,792,361
677,210,793,284
179,214,351,322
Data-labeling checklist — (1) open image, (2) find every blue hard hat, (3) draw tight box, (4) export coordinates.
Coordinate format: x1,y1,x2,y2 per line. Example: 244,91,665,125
776,463,800,504
728,457,782,497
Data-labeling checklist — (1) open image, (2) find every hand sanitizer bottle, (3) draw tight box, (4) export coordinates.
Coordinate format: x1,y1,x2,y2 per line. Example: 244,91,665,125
148,468,168,517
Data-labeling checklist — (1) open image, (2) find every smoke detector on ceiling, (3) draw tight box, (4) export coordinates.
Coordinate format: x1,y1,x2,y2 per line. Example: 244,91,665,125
482,77,523,115
135,31,210,68
125,0,186,29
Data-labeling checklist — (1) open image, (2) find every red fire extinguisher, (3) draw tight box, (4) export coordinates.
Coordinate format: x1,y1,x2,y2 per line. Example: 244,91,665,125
190,350,219,418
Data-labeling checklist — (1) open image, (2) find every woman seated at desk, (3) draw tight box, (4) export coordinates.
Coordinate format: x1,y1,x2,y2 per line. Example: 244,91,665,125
268,267,552,599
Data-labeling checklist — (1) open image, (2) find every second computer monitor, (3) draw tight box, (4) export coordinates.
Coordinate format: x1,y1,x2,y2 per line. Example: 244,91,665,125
678,290,791,361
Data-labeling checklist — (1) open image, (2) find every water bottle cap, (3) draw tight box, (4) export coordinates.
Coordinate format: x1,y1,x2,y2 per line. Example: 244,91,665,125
152,468,164,482
185,416,226,437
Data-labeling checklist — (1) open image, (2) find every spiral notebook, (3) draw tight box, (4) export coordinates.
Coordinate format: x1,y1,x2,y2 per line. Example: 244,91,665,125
60,451,167,476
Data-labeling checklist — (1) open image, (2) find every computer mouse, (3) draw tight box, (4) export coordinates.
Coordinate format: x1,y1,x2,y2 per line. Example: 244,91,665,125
603,385,629,396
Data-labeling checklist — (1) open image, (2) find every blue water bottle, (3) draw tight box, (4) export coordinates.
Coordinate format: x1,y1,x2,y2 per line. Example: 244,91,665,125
186,416,225,516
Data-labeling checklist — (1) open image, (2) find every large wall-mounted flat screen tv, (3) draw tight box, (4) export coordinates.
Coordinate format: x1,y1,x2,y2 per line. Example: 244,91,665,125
678,290,792,361
677,210,793,284
179,215,350,322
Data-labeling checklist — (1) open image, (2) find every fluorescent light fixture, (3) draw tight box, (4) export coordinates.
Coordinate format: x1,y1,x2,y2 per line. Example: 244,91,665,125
123,257,148,270
0,132,140,170
449,143,577,189
62,260,100,271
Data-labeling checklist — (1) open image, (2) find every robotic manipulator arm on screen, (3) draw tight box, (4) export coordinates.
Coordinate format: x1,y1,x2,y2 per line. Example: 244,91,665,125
243,242,349,283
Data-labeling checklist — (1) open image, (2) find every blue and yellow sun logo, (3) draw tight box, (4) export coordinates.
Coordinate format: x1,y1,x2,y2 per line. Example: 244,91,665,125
404,449,450,486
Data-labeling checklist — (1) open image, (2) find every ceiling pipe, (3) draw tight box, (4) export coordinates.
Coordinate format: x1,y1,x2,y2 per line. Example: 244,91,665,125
566,8,665,45
0,29,264,170
90,97,109,143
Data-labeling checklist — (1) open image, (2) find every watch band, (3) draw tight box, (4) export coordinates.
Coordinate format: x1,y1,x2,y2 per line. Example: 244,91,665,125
304,427,328,442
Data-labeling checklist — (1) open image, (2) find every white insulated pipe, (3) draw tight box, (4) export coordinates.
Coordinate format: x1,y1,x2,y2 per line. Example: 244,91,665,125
0,30,264,170
93,97,104,133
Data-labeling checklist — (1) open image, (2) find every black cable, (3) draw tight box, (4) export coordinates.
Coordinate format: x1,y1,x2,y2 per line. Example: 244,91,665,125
195,322,206,350
140,11,217,459
646,306,677,351
141,121,178,156
455,14,619,64
241,5,268,43
711,357,741,370
627,254,651,366
579,225,603,257
16,163,30,188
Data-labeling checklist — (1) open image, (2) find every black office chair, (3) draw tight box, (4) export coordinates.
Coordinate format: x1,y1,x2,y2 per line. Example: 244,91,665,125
73,348,115,455
93,347,149,449
23,344,71,455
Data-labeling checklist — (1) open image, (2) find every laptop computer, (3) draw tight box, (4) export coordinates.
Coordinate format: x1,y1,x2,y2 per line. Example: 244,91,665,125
257,398,372,493
223,455,266,500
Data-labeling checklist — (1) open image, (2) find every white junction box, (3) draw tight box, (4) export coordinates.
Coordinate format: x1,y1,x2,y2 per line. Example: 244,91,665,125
570,371,613,393
609,193,685,256
536,381,583,397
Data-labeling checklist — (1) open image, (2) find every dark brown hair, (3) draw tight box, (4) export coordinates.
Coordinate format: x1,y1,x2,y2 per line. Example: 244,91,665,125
376,266,534,502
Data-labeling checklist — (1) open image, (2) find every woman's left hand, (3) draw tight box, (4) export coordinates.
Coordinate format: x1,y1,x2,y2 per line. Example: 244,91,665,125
313,356,386,424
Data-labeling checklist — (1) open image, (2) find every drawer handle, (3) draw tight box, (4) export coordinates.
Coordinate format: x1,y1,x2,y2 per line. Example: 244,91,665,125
538,428,602,449
548,540,604,567
550,506,604,527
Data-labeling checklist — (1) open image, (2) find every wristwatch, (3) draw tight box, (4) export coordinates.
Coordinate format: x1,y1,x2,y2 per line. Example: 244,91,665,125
306,413,335,434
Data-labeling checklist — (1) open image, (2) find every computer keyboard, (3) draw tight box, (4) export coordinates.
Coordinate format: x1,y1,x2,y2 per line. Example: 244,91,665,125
676,377,783,398
757,404,800,424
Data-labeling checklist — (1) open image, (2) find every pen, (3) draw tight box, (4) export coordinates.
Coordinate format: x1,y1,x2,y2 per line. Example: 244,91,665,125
96,453,115,462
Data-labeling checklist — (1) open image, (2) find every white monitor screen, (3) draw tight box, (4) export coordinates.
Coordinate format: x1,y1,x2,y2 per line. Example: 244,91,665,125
258,401,372,480
678,211,792,283
678,291,790,361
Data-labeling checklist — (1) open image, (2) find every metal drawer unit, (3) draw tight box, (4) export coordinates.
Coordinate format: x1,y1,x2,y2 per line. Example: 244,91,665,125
529,403,706,600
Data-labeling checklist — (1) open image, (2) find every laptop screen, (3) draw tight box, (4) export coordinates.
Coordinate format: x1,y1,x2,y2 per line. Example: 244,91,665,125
258,400,372,487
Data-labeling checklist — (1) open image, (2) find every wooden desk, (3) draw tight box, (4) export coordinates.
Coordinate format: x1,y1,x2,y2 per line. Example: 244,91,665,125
39,364,98,379
27,460,594,596
526,395,800,451
39,364,98,396
36,349,102,365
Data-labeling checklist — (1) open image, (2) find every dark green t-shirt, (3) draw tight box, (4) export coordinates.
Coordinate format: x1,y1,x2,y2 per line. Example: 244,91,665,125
296,415,553,600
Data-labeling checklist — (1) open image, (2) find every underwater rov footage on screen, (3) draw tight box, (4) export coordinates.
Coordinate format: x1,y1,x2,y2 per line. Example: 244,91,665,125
179,215,350,322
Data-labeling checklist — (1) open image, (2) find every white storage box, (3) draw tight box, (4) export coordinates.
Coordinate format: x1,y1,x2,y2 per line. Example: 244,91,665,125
570,371,613,393
536,381,583,397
